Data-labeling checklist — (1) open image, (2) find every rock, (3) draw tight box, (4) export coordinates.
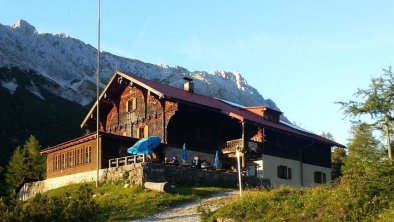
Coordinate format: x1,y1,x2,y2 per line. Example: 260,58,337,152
122,171,129,179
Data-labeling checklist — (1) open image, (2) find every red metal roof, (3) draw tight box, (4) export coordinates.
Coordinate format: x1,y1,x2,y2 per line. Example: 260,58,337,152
116,71,344,147
40,133,96,154
40,132,136,154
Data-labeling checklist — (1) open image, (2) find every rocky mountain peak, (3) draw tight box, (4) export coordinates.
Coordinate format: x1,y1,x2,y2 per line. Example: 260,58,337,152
11,19,37,35
0,19,285,117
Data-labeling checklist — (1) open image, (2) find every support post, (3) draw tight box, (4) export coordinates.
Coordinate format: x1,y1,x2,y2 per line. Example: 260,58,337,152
236,149,242,197
241,121,246,168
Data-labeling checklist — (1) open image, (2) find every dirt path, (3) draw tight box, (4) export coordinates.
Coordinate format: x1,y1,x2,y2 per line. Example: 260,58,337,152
131,191,237,222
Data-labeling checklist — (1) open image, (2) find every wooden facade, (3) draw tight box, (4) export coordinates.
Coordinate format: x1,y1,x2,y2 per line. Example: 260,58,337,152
42,133,136,178
83,77,177,144
42,70,343,181
45,135,98,178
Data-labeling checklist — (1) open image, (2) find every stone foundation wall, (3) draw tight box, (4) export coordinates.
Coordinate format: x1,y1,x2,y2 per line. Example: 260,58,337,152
143,163,239,187
18,169,108,201
101,163,144,185
18,163,268,200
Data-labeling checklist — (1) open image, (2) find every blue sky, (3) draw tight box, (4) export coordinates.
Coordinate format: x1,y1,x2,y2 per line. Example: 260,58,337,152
1,0,394,145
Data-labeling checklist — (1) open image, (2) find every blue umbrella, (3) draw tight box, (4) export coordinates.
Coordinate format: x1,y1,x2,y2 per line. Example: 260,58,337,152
214,150,221,169
181,143,188,164
127,136,161,155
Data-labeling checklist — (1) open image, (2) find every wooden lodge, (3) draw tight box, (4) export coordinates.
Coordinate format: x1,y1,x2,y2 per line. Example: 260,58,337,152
40,71,343,187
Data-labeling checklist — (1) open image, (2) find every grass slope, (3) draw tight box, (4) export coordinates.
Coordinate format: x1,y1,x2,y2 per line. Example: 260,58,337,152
40,182,224,221
205,184,394,222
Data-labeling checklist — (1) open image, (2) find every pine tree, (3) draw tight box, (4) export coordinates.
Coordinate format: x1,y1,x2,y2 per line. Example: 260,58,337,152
23,135,45,180
5,135,46,195
337,66,394,161
343,124,383,181
342,123,394,216
5,147,26,194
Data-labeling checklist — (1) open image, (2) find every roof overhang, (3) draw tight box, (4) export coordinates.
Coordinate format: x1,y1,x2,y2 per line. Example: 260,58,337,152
40,132,137,155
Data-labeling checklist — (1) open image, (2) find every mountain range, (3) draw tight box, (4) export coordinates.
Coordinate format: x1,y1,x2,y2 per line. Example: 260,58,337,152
0,19,285,166
0,20,279,109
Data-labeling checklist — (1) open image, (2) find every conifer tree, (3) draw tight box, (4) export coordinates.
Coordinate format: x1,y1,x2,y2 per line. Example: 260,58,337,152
5,135,45,195
337,66,394,161
23,135,45,180
5,147,26,194
343,124,394,200
343,124,382,179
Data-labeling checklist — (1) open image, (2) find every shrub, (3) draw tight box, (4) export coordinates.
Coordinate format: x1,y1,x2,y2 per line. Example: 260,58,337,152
9,184,98,222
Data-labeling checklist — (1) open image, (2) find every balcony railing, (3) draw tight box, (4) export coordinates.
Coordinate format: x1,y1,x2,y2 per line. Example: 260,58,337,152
222,138,243,154
108,154,146,168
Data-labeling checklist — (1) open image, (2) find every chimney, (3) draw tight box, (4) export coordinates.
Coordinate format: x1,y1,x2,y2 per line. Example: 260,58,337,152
183,77,194,93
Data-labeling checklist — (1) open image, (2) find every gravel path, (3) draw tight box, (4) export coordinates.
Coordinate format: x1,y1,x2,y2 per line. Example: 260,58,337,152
131,191,237,222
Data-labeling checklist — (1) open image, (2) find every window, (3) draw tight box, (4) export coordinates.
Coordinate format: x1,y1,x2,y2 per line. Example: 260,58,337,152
277,165,292,180
70,150,75,167
89,146,92,163
138,125,149,138
66,152,71,168
314,171,327,184
53,147,92,171
76,149,79,166
85,146,92,164
60,153,66,170
81,148,85,164
54,154,61,171
76,148,84,166
126,98,137,112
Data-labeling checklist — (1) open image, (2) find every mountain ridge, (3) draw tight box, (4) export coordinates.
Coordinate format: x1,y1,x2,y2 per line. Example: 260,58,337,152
0,19,280,111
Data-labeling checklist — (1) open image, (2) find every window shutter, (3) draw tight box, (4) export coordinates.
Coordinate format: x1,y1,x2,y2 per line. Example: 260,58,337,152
322,173,326,183
132,98,137,110
277,166,281,178
144,125,149,137
287,167,292,179
314,171,319,183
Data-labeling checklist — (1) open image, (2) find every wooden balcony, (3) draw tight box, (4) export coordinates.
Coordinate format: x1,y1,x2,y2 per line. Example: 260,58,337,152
221,138,243,154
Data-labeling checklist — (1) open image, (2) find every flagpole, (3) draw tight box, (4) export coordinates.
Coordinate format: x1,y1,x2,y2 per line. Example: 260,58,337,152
96,0,101,188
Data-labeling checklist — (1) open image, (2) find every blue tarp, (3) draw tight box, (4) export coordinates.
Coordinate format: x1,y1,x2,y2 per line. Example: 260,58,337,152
127,136,161,155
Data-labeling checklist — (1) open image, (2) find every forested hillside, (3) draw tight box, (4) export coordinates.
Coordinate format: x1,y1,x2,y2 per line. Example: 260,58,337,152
0,67,86,167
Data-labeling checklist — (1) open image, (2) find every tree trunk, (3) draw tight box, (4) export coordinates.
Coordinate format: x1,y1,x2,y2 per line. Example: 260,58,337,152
144,181,171,193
